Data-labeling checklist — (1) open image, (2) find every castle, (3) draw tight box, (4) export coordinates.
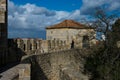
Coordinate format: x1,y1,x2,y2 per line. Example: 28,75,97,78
9,20,97,55
0,2,97,67
0,1,120,79
46,20,96,48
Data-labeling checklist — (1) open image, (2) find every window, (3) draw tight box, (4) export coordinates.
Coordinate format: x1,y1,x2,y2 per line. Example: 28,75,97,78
51,31,53,34
82,35,90,48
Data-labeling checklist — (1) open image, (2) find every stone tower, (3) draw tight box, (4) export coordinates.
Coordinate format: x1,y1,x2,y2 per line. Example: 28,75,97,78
0,0,7,67
46,20,96,48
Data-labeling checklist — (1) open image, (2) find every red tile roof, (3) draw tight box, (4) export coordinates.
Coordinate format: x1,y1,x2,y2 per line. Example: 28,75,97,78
46,20,93,29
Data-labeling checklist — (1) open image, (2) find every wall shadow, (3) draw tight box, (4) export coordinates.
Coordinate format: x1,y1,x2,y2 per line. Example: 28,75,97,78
22,56,48,80
0,39,26,73
8,39,26,61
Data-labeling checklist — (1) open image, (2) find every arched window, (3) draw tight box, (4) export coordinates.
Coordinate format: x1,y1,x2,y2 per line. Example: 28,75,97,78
82,35,90,48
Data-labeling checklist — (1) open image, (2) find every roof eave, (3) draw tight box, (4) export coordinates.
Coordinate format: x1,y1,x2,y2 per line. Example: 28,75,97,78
46,27,94,29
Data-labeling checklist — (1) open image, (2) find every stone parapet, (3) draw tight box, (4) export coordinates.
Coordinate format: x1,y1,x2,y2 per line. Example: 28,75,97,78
22,49,90,80
0,64,31,80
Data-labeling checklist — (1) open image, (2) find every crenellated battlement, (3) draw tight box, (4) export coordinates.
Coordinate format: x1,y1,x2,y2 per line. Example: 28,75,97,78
9,38,71,55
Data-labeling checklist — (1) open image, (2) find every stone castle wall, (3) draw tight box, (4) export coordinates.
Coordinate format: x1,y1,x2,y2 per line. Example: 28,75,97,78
117,41,120,48
21,49,90,80
12,38,42,55
0,0,6,23
10,38,70,55
47,28,96,48
8,27,97,57
10,36,97,56
0,64,31,80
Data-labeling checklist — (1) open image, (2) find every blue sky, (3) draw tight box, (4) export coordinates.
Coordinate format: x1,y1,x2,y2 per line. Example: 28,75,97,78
11,0,82,11
8,0,120,39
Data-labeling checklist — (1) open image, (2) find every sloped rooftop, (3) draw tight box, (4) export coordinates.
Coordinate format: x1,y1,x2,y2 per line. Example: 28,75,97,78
46,20,93,29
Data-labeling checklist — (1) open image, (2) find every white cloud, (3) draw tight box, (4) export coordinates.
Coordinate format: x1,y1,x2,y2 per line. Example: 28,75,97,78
20,3,56,16
8,0,83,31
109,1,120,11
80,0,120,14
68,10,81,20
8,0,120,38
8,0,78,38
54,11,70,20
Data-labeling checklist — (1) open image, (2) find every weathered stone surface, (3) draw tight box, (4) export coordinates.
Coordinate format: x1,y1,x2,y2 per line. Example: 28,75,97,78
10,38,70,55
117,41,120,48
60,65,88,80
46,20,96,49
0,64,31,80
0,0,6,23
22,49,90,80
